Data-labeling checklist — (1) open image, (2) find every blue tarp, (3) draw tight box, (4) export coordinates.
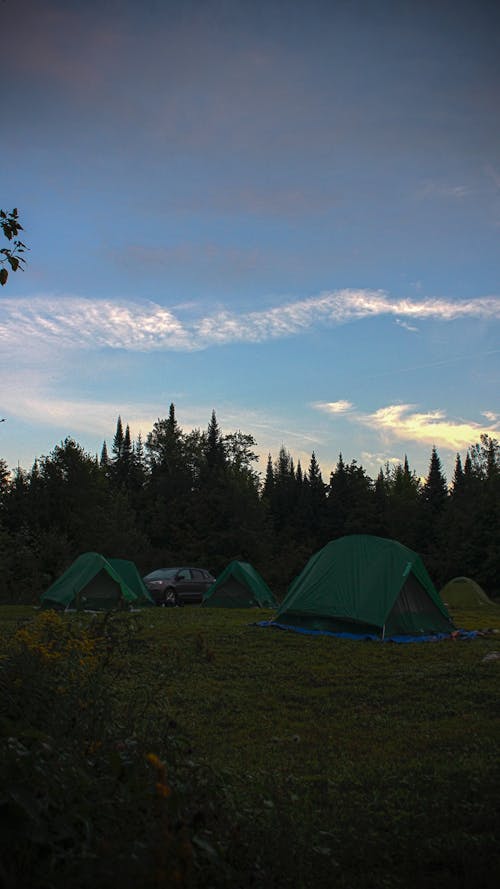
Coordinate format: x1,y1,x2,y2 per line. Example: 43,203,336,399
256,620,478,643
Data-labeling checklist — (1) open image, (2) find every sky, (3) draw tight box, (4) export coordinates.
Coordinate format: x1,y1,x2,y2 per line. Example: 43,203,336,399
1,0,499,484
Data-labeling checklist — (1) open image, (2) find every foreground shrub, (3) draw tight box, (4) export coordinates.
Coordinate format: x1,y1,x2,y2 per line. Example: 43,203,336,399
0,611,238,888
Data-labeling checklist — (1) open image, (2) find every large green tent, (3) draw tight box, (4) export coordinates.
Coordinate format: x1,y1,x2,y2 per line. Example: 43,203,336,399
203,561,277,608
41,552,154,610
439,576,496,608
277,535,455,637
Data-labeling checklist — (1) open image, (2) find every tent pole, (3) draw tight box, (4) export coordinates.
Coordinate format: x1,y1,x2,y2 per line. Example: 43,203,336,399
381,624,385,641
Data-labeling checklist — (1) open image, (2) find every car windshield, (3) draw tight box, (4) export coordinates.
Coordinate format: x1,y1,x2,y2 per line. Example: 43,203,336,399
144,568,179,581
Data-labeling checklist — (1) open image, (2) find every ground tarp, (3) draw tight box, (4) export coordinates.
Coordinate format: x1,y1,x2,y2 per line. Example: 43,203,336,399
276,534,455,638
257,620,477,643
203,560,277,608
41,552,154,610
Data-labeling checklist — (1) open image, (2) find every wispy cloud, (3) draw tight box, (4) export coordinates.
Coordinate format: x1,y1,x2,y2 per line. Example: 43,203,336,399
311,399,500,453
419,181,472,200
395,319,419,333
313,400,354,414
482,410,499,423
361,451,401,468
2,289,500,355
360,404,500,451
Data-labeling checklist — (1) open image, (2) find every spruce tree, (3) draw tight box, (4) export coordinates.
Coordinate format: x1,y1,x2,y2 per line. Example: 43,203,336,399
301,451,327,544
146,403,184,474
112,416,124,462
421,446,448,512
204,410,226,471
100,440,110,469
262,454,274,501
419,446,448,579
451,453,464,494
384,457,421,549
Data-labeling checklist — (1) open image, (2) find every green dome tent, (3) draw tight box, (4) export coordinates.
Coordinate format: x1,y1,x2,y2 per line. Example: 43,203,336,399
439,576,496,608
277,535,454,638
41,552,154,610
203,561,277,608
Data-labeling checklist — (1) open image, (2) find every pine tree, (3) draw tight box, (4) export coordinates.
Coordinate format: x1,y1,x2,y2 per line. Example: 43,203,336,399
373,466,389,534
451,453,464,494
419,446,448,578
0,457,9,501
262,454,274,500
295,460,303,487
421,446,448,512
132,433,146,484
204,410,227,472
384,457,421,549
301,451,327,543
100,440,110,469
112,416,124,462
146,403,184,473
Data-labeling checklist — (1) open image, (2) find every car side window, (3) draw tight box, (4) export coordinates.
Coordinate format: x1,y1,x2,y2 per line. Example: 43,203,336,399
191,569,203,581
177,569,191,581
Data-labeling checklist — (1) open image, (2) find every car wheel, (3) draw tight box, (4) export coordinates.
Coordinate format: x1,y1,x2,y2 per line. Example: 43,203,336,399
164,588,178,607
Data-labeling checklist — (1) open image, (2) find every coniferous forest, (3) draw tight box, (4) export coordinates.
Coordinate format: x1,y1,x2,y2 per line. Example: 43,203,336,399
1,403,499,604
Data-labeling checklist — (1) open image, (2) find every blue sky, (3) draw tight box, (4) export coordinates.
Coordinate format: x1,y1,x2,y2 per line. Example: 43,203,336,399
1,0,499,483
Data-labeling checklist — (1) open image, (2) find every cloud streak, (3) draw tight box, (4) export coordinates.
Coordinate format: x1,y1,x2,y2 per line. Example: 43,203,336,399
314,400,500,452
313,400,354,414
2,289,500,355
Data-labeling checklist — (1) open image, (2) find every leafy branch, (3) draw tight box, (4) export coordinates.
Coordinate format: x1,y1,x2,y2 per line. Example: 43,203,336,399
0,208,28,285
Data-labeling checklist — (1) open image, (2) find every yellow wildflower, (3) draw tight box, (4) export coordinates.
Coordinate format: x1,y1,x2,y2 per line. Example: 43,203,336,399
146,752,164,770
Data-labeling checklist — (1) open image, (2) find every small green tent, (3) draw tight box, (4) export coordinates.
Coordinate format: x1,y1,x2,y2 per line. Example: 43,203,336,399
41,552,154,610
277,535,454,637
203,561,277,608
439,576,496,608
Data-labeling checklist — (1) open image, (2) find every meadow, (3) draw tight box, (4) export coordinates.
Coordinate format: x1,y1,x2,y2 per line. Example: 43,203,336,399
0,603,499,889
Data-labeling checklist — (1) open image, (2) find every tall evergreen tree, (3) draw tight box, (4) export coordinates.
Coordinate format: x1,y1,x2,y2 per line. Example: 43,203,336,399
383,457,421,549
328,456,376,538
146,403,184,473
112,416,124,462
295,460,303,487
373,465,390,535
300,451,327,544
419,446,448,580
451,453,464,494
269,446,299,532
421,446,448,512
100,440,110,469
262,454,274,501
204,410,227,472
0,457,9,503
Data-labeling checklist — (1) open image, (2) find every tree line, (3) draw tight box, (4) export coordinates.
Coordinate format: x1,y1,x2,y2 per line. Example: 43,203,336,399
1,403,499,603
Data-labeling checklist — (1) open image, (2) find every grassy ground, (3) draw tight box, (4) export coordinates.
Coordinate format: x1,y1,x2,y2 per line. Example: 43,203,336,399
1,602,499,888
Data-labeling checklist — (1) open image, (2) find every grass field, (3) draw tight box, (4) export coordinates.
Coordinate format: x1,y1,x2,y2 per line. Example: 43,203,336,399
1,602,499,888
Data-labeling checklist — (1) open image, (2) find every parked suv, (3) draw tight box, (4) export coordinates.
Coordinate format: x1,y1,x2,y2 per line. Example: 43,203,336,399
143,567,215,606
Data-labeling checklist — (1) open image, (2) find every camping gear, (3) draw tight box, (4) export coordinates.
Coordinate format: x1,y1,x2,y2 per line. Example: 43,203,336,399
203,560,277,608
41,552,154,610
276,534,454,638
439,576,496,608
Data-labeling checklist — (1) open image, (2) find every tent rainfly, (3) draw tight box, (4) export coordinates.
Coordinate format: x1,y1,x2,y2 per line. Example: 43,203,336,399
277,535,455,638
439,576,496,608
203,560,277,608
41,552,154,610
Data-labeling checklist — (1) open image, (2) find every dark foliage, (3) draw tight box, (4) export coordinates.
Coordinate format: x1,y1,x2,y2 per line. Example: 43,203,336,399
1,407,500,603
